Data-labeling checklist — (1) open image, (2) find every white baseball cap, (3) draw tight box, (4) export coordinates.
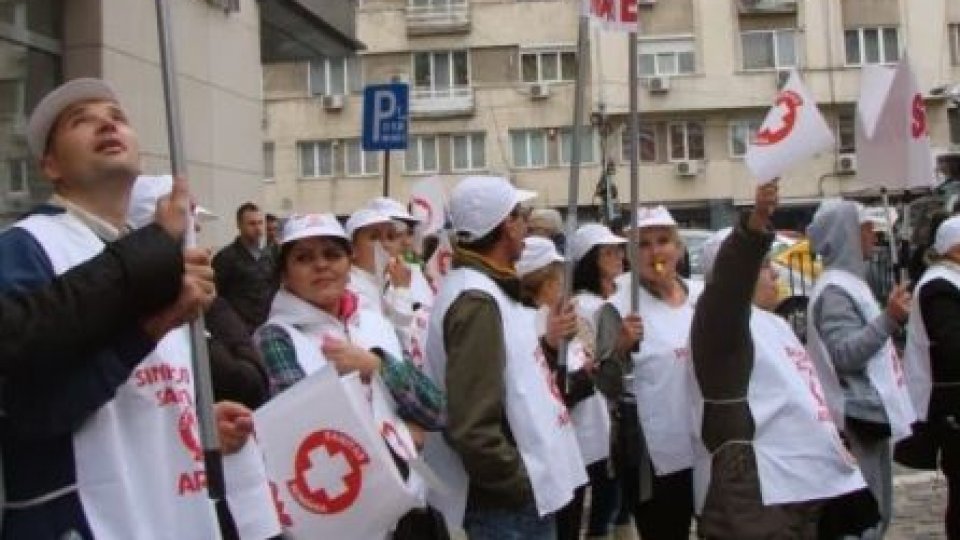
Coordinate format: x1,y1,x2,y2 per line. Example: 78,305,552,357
450,176,536,242
127,174,217,229
857,204,897,231
28,78,119,158
569,223,626,262
934,215,960,255
282,213,348,245
628,205,677,230
366,197,419,223
517,236,564,278
345,208,393,237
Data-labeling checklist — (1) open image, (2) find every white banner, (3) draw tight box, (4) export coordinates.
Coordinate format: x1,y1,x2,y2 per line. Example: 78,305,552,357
744,69,835,184
582,0,639,32
424,232,454,295
856,56,936,190
409,177,448,239
254,368,418,540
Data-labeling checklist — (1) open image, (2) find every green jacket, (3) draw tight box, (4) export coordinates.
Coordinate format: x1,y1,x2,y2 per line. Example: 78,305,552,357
442,246,534,511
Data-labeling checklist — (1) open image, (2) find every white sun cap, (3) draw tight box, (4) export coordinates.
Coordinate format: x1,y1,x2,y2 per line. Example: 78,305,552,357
28,78,119,158
366,196,420,223
345,208,393,237
629,205,678,230
569,223,626,262
857,204,898,232
517,236,564,278
934,215,960,255
282,213,348,245
450,176,536,242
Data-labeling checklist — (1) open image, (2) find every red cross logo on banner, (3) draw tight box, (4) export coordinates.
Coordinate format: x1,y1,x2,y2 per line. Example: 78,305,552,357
911,93,928,139
287,430,371,515
178,407,203,462
754,90,804,146
411,196,434,227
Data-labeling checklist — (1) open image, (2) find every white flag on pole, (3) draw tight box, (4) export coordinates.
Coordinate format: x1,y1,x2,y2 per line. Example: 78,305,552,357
254,367,418,540
582,0,639,33
744,69,836,184
409,176,447,238
856,56,936,190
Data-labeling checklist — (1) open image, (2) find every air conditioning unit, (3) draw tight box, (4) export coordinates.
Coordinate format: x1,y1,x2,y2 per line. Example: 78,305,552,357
675,160,699,177
322,94,345,111
530,83,551,100
836,153,857,174
776,70,791,89
647,76,671,94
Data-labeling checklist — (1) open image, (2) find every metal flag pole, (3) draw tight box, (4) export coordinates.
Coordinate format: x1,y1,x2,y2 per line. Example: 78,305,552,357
383,150,391,197
880,186,907,284
627,32,640,315
559,11,590,388
154,1,235,537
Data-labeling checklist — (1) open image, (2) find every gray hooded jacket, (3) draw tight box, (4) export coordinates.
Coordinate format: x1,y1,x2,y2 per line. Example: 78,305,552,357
808,200,899,425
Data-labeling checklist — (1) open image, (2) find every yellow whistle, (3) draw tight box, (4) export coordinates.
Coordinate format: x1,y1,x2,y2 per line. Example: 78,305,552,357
654,261,665,274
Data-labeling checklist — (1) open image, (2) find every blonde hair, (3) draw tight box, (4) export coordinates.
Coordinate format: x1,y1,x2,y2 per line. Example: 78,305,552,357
520,261,563,305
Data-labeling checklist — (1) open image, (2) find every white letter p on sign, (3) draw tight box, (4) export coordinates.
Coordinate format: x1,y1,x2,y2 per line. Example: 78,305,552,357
372,90,397,143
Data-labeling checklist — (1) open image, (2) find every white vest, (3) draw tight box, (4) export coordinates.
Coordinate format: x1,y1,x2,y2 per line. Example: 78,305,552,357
425,267,587,525
691,309,866,509
16,212,220,540
534,307,611,466
903,262,960,421
613,281,702,475
807,268,917,441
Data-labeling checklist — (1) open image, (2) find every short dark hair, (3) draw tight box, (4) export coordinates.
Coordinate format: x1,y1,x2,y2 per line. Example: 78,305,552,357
265,213,278,223
236,202,260,224
277,237,351,280
573,246,603,296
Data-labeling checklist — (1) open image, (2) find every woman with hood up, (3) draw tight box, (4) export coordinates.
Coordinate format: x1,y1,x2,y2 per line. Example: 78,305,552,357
806,199,916,538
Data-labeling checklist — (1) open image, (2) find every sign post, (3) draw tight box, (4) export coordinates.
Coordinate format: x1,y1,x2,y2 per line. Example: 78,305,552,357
363,84,410,197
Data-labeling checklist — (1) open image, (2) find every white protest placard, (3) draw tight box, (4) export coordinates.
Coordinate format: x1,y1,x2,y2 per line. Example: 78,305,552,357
424,232,454,295
744,69,835,184
254,367,418,540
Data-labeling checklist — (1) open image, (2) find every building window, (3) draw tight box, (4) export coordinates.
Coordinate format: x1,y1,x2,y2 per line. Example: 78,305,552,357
837,109,856,153
729,120,763,158
510,129,548,169
668,121,705,161
559,128,597,164
520,49,577,83
951,23,960,66
345,139,380,177
621,124,657,162
451,133,486,171
298,141,334,178
413,50,469,93
638,37,696,77
7,159,28,195
309,57,359,96
741,29,797,71
845,27,900,66
949,107,959,145
404,135,438,174
263,143,274,181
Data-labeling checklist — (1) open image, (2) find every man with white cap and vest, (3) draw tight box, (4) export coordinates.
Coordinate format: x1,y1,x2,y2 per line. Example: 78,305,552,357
426,176,586,539
690,182,869,539
0,78,221,539
903,214,960,538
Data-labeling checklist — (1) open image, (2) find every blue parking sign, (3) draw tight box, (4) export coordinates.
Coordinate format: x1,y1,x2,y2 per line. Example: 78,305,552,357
362,84,409,151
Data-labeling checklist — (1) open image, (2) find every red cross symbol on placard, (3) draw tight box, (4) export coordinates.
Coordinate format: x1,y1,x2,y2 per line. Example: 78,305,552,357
754,90,804,146
287,430,371,515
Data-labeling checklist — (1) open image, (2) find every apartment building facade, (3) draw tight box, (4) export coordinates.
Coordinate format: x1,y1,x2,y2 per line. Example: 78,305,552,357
262,0,960,228
0,0,357,246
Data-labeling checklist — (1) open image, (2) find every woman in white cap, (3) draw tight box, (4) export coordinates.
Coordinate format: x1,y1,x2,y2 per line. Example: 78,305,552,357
517,236,605,540
610,205,700,539
569,223,643,539
903,214,960,538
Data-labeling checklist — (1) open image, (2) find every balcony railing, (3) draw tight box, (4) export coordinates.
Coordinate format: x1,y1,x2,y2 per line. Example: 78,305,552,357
406,1,470,35
410,87,475,118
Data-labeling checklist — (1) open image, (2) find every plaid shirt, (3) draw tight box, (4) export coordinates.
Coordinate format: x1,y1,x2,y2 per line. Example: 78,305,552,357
257,323,445,431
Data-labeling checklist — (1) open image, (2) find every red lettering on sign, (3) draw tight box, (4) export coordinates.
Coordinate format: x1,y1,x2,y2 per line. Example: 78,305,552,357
177,470,207,496
591,0,615,20
911,93,928,139
270,481,294,528
620,0,637,24
156,386,193,407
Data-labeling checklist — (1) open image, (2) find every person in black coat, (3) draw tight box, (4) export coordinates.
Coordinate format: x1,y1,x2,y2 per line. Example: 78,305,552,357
213,203,278,333
206,297,270,409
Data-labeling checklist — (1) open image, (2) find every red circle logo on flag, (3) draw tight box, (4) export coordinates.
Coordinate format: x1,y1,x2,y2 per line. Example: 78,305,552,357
411,196,434,228
754,90,804,146
287,430,371,515
178,407,204,462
